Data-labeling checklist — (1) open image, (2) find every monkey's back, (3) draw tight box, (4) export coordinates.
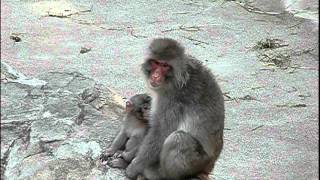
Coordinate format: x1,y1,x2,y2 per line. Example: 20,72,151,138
178,57,225,156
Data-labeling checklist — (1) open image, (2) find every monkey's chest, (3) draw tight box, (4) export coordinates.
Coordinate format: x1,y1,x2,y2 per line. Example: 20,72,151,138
125,122,147,136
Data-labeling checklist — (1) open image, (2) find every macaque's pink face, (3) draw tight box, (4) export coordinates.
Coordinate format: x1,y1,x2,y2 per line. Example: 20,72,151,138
150,60,171,87
125,101,134,112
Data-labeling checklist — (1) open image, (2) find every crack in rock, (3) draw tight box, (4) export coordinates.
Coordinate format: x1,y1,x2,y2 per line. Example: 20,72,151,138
1,140,17,180
1,71,127,179
1,62,47,86
74,103,86,125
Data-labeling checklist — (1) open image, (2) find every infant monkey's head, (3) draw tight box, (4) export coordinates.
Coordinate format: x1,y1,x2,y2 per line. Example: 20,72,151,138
125,94,152,121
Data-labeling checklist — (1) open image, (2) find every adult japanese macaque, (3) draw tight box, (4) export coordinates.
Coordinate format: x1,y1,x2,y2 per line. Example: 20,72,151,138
126,38,225,180
100,94,151,169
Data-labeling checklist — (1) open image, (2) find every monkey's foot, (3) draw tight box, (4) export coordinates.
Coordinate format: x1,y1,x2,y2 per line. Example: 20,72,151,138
137,175,147,180
186,173,210,180
125,164,140,179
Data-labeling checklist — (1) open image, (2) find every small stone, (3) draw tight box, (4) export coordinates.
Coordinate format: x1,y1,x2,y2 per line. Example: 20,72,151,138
10,35,21,42
80,47,91,54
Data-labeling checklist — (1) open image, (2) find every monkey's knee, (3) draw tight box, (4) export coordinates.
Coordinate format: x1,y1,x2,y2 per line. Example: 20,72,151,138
162,131,207,156
160,131,210,179
143,166,162,180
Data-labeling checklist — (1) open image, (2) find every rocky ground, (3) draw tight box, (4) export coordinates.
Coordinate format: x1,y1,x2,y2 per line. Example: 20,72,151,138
1,69,128,179
1,0,319,179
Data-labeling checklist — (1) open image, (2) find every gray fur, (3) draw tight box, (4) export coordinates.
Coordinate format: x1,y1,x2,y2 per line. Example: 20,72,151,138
100,94,151,168
148,38,185,60
126,38,225,179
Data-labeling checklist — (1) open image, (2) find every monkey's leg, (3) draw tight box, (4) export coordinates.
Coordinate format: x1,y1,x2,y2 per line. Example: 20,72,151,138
122,136,142,162
159,130,211,180
126,129,163,179
122,147,138,162
100,129,128,161
143,165,162,180
185,173,211,180
125,135,140,149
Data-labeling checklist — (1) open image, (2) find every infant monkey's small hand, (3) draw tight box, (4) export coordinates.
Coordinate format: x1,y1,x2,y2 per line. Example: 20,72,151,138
113,151,124,158
100,148,115,162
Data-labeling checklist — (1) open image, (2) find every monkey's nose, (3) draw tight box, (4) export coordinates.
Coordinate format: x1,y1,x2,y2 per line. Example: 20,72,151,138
126,101,134,112
126,101,133,107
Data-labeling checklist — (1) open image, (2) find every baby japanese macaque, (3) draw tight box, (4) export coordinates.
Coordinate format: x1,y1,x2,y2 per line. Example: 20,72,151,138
100,93,151,168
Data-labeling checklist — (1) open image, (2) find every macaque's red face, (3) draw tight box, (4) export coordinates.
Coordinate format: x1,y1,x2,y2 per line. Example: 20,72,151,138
150,60,171,87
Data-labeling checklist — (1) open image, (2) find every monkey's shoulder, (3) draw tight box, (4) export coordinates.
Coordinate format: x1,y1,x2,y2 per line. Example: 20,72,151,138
185,57,216,81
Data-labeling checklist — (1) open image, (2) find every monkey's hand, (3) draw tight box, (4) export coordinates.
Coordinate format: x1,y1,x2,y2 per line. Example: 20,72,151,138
114,151,124,158
100,148,116,161
126,158,142,179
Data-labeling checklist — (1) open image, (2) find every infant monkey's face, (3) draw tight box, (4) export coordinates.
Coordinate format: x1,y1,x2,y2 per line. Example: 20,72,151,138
125,94,151,116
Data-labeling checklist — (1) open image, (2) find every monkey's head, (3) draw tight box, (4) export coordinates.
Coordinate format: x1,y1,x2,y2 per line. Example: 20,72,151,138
126,94,152,121
141,38,190,92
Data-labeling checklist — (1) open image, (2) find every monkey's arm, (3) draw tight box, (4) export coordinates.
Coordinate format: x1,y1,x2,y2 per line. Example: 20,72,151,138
106,128,128,156
126,128,163,178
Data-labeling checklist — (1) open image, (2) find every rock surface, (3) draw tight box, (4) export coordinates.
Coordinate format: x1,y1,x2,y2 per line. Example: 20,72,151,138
1,68,127,180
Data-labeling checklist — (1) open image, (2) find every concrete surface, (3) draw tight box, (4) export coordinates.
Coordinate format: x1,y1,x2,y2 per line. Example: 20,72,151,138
1,0,319,179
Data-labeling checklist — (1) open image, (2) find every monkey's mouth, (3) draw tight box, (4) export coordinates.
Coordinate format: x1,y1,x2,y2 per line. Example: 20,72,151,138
149,80,161,88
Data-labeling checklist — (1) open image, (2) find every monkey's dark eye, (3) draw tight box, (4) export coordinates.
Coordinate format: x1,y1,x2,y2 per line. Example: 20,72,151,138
148,59,156,63
154,60,160,64
162,63,169,68
150,60,160,66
